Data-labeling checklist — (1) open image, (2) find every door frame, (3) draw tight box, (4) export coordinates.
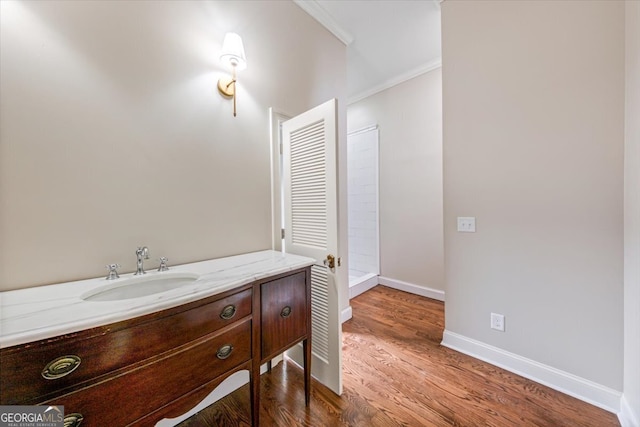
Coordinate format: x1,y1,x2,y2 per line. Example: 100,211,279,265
269,105,351,321
269,108,291,252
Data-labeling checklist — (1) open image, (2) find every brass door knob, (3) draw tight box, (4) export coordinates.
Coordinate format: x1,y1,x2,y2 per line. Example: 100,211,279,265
324,254,336,269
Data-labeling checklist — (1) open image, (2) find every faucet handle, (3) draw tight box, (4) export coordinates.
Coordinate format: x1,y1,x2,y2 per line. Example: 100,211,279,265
158,257,169,272
137,246,150,259
105,264,120,280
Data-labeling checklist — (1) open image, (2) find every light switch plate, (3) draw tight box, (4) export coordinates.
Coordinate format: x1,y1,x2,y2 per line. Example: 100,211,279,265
457,217,476,232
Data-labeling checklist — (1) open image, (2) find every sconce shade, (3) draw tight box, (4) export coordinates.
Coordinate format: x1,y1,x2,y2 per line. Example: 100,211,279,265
220,32,246,71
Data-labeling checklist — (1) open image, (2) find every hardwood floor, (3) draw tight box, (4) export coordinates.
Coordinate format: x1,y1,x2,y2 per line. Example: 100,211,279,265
178,285,620,426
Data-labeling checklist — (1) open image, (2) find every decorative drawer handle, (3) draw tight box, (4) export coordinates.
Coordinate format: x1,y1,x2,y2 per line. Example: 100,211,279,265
280,306,292,318
216,344,234,360
42,355,81,380
219,304,237,320
64,413,84,427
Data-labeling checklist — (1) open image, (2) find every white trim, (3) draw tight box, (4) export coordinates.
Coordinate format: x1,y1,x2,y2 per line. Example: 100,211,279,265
269,108,292,252
619,394,640,427
348,59,442,105
341,305,353,323
349,273,379,299
378,276,445,302
441,330,623,414
292,0,354,45
347,124,378,137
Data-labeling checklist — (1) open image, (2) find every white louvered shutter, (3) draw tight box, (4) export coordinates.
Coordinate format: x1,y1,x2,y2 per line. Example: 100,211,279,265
282,99,342,396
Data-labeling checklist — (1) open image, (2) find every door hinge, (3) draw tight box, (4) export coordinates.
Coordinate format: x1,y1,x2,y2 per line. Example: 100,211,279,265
281,228,285,239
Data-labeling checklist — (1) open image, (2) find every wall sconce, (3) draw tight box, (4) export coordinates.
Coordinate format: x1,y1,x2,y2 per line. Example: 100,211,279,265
217,32,246,117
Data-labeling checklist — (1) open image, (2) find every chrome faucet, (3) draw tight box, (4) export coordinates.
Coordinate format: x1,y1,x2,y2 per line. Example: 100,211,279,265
135,246,149,275
105,263,120,280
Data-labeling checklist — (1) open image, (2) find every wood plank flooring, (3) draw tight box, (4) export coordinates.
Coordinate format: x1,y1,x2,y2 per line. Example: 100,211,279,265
178,285,619,426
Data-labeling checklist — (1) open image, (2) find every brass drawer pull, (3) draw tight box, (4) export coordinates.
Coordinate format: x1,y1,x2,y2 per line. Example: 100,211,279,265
42,355,81,380
216,344,234,360
64,413,84,427
219,304,237,320
280,306,292,318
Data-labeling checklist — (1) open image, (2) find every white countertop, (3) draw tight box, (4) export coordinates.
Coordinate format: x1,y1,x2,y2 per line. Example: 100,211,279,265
0,250,315,349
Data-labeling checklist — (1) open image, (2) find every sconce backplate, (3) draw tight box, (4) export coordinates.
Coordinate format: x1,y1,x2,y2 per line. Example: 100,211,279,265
217,77,235,98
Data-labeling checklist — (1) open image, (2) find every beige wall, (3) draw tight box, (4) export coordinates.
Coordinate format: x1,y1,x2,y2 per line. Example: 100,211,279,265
0,0,347,290
442,0,624,391
624,1,640,423
348,69,444,292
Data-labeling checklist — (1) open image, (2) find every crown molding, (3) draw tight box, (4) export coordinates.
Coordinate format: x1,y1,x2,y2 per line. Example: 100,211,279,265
348,58,442,105
293,0,354,46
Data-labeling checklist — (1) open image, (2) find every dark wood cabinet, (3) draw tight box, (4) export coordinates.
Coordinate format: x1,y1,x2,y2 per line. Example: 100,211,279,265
0,288,253,406
250,269,313,423
0,267,311,427
260,271,308,359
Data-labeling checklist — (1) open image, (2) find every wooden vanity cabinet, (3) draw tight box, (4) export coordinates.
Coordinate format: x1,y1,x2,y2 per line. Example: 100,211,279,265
0,288,253,405
260,271,309,359
1,284,254,426
0,266,312,427
44,320,252,426
250,269,312,426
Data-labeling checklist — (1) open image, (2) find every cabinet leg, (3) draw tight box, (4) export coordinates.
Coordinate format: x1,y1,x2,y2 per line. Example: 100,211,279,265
303,338,311,406
250,364,260,427
267,360,272,372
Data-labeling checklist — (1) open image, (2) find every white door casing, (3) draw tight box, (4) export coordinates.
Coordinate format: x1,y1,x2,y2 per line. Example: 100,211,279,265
281,98,343,395
269,108,291,253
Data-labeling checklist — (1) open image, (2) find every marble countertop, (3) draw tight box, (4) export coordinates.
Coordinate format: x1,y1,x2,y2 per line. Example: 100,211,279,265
0,250,315,349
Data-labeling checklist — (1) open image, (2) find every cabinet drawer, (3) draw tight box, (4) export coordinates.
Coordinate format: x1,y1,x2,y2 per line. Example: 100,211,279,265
44,318,252,427
0,288,252,404
261,271,308,359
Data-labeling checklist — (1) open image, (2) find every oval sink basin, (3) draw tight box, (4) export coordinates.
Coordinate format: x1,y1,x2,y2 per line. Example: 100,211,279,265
83,272,199,302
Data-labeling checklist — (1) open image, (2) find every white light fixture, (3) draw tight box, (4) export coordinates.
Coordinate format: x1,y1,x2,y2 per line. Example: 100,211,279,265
217,32,246,117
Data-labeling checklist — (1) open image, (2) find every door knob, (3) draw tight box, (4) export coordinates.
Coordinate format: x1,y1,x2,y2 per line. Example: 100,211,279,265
324,254,336,269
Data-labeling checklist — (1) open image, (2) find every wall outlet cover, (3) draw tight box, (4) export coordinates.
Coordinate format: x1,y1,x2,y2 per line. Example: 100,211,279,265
491,313,505,332
457,217,476,232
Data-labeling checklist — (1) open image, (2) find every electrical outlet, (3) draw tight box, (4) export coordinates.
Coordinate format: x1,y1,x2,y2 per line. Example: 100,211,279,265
491,313,505,332
457,217,476,232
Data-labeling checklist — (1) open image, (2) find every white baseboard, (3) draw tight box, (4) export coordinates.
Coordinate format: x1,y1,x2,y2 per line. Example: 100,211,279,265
441,330,622,414
378,276,445,302
341,305,353,323
349,273,379,299
619,394,640,427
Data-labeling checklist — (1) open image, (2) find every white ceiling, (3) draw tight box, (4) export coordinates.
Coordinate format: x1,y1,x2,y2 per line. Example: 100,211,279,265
294,0,442,103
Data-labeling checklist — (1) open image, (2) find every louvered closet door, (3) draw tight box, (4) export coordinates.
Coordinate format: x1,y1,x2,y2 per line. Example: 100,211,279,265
282,98,342,395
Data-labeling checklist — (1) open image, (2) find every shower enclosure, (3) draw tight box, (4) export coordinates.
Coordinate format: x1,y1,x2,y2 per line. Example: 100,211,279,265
347,125,379,297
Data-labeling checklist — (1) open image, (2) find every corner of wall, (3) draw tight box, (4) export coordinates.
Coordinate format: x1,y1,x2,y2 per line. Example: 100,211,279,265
619,394,640,427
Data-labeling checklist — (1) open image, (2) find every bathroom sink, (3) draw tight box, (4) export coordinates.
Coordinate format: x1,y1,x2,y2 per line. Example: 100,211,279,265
83,272,199,302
